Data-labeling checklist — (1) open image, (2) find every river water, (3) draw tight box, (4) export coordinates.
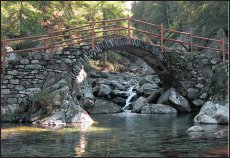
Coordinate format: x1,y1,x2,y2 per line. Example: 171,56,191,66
1,112,228,157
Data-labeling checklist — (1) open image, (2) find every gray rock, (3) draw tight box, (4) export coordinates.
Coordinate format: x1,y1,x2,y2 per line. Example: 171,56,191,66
26,88,41,92
31,60,40,64
131,97,148,113
81,98,95,112
141,104,177,114
194,101,229,124
63,58,71,64
186,126,204,134
15,85,24,90
10,79,19,84
137,83,159,97
97,84,112,97
168,89,191,112
187,88,199,100
146,89,163,103
33,54,42,60
200,93,207,99
1,89,11,95
71,111,94,124
25,64,43,69
192,99,205,107
139,75,155,86
110,81,126,91
20,59,30,64
111,90,127,98
81,81,95,99
42,72,57,89
7,98,17,104
7,70,18,75
3,75,13,79
157,88,174,104
112,97,126,107
90,99,123,114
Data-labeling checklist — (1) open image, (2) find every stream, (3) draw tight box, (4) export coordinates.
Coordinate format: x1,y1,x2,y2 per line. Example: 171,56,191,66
1,112,228,157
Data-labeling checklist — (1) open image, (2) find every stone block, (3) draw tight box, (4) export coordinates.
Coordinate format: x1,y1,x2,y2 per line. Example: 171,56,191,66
26,88,41,92
7,70,18,75
33,54,42,60
36,75,46,79
7,84,14,89
7,98,17,104
3,75,13,79
20,59,29,64
10,79,19,84
15,85,24,90
31,60,40,64
20,81,30,86
15,65,25,68
31,70,38,74
2,80,9,84
25,64,42,69
1,89,11,95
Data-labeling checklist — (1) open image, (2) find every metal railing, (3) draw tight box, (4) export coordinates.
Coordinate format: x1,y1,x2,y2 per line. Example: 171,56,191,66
1,17,228,74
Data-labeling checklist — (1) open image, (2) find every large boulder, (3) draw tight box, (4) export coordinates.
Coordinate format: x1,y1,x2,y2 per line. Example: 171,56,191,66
141,104,177,114
112,97,126,107
25,78,94,126
131,97,148,113
146,89,163,103
194,101,229,124
137,83,159,97
90,99,123,114
97,84,112,97
157,88,173,104
168,89,191,112
139,75,156,86
157,88,191,112
110,90,128,99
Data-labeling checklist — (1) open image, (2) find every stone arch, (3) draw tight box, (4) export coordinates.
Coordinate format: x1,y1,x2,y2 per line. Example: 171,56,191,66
65,38,174,88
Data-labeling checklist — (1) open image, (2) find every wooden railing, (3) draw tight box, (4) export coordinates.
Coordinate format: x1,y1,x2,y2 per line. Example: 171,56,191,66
1,17,228,74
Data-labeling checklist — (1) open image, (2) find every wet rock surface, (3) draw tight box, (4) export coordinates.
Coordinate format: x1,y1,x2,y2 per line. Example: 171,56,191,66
194,101,229,124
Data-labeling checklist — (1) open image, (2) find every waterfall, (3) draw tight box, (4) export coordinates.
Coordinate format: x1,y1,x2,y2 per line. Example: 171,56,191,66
123,86,137,110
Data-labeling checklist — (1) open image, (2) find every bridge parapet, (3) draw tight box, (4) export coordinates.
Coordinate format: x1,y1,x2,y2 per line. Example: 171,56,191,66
1,17,228,74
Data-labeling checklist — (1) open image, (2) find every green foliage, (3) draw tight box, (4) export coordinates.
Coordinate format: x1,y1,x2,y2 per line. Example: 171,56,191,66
15,40,40,50
1,1,127,39
131,1,228,41
27,90,53,109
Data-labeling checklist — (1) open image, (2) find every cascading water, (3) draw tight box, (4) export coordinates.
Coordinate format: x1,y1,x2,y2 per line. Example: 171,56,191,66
122,86,137,110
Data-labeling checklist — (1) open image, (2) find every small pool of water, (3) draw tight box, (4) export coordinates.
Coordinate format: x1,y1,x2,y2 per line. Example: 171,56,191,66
1,112,228,157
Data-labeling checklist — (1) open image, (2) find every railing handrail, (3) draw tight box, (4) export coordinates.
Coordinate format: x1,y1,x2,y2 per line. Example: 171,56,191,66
1,17,228,74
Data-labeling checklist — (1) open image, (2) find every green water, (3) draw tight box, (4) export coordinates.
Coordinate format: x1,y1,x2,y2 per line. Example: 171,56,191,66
1,112,228,157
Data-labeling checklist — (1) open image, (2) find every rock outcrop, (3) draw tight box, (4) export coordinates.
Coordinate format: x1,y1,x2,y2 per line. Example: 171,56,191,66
194,101,229,124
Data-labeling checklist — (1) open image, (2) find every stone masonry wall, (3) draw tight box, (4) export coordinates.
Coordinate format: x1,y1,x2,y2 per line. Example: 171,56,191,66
1,45,93,109
1,38,228,112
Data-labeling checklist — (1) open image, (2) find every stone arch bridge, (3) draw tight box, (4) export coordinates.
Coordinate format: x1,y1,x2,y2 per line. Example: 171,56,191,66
1,17,228,109
64,38,173,87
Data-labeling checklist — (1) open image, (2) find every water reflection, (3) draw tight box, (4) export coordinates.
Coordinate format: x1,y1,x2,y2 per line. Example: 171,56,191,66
73,123,92,157
1,114,228,157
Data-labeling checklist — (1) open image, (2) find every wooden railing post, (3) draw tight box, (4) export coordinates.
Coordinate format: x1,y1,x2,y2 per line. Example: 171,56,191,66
221,38,225,62
190,33,193,53
160,23,164,52
1,35,6,74
91,18,95,50
127,15,131,45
